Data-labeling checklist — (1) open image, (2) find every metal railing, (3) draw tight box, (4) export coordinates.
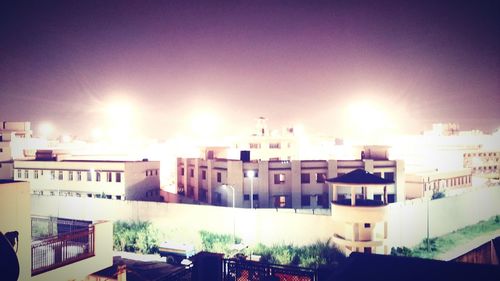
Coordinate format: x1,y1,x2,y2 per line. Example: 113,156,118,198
223,258,318,281
31,225,95,276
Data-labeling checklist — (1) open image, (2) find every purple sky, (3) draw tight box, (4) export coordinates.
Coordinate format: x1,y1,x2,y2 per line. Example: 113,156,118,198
1,1,499,139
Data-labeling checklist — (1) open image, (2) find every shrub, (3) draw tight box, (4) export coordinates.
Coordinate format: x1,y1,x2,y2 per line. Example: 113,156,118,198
113,221,161,254
199,230,241,255
390,246,413,257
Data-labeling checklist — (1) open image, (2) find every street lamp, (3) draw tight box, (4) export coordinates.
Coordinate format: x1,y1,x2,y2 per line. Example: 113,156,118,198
221,184,236,245
247,170,255,209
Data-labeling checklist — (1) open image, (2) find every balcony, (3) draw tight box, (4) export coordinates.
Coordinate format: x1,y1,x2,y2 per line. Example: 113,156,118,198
331,200,388,224
31,226,95,276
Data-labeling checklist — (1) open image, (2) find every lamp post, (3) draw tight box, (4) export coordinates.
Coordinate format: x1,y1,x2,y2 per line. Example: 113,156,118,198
247,170,255,209
221,184,236,245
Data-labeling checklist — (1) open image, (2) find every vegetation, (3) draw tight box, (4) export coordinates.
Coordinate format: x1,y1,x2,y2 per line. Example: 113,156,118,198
391,215,500,259
197,231,345,268
113,221,162,254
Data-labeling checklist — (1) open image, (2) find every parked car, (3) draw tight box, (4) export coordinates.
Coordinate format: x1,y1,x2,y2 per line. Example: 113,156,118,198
158,242,196,265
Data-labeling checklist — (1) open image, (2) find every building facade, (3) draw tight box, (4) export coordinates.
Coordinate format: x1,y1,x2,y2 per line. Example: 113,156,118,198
463,151,500,179
405,169,473,199
177,157,404,209
14,155,161,201
0,180,113,281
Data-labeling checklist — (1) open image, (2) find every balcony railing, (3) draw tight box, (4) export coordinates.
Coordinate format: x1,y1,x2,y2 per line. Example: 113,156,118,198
31,225,95,276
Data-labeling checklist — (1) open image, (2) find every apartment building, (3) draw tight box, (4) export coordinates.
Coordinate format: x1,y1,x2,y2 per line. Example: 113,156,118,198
463,151,500,178
405,169,473,199
0,180,113,281
177,154,404,209
14,151,161,201
0,121,45,179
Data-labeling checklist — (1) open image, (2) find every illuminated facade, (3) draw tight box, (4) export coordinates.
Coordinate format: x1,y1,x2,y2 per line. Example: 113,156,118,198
14,153,161,201
177,155,404,209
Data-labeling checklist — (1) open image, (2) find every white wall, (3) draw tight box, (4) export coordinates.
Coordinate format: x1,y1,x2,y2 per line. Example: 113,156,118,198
31,185,500,250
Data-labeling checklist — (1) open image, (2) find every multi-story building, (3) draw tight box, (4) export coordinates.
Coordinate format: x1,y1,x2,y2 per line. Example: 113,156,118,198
405,169,473,199
463,150,500,178
177,150,404,209
0,180,113,281
14,151,161,201
0,122,45,179
327,169,394,255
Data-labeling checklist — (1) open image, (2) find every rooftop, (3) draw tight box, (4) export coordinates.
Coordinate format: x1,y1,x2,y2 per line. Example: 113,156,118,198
326,169,394,185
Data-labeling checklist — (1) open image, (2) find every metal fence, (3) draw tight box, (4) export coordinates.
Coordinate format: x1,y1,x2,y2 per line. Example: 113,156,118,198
31,216,92,240
31,225,95,276
223,258,318,281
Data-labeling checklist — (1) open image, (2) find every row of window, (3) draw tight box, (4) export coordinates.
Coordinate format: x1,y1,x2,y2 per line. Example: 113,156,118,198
32,190,123,200
300,173,326,184
145,169,159,176
464,152,498,157
16,169,122,183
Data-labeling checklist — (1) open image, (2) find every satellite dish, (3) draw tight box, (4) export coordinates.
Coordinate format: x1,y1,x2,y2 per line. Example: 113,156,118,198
0,232,20,281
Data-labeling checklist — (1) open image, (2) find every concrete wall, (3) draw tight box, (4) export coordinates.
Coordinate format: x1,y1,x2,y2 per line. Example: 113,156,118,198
387,185,500,248
32,185,500,251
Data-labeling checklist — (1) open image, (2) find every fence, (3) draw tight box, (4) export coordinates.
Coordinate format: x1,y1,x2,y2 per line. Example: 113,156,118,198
223,258,318,281
31,225,95,276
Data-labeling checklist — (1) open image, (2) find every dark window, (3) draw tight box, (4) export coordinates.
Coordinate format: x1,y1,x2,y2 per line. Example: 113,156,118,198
51,170,55,180
301,173,310,184
68,171,73,181
373,194,382,201
217,172,222,183
202,170,206,180
190,169,194,177
301,195,311,206
181,168,184,176
58,171,63,180
116,172,121,182
388,194,396,203
107,172,112,182
316,173,326,183
364,247,372,254
116,195,122,200
96,172,101,182
244,194,250,200
253,194,259,200
364,223,371,228
274,173,285,184
384,172,395,181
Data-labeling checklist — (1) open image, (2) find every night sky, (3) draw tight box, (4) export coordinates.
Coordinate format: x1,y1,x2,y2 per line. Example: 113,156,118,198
1,1,499,139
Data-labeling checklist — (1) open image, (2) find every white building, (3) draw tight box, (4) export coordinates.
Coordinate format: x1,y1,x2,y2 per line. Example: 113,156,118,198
0,180,114,281
463,150,500,179
14,151,161,201
0,122,45,179
177,148,404,209
405,169,473,199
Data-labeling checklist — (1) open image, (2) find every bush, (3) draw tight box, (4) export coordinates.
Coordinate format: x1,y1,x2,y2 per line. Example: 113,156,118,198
113,221,161,254
199,230,241,255
390,246,413,257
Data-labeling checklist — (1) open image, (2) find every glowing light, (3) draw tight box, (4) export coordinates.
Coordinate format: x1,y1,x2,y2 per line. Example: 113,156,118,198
344,100,397,140
190,111,221,138
38,122,54,139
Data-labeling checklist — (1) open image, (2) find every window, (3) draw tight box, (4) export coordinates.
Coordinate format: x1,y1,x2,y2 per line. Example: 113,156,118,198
388,194,396,203
373,194,382,201
190,169,194,177
58,171,63,180
301,173,310,184
253,194,259,200
116,172,121,183
24,170,29,179
77,171,82,181
301,195,311,206
274,173,285,184
202,170,206,180
244,194,250,200
217,172,222,183
0,148,2,152
34,170,39,179
51,170,56,180
364,223,371,228
96,172,101,182
16,169,21,179
68,171,73,181
146,170,149,176
269,143,281,149
244,170,258,177
107,172,112,182
181,168,184,176
384,172,395,181
274,196,287,208
316,173,326,183
249,143,261,149
155,170,158,176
